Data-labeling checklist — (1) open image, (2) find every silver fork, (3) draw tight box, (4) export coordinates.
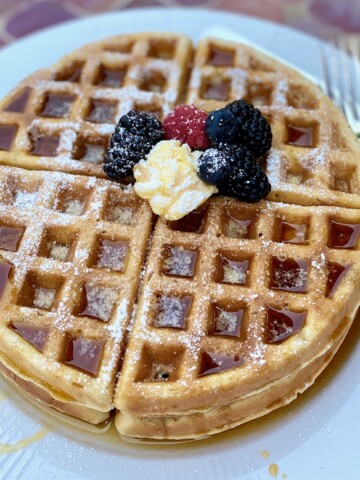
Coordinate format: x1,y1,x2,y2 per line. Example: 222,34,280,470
320,35,360,137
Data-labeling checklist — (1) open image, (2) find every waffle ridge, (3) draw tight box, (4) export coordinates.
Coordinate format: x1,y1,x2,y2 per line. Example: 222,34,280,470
0,34,359,440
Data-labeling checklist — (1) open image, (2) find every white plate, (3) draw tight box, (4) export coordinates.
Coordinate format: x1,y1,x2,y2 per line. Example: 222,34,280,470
0,8,359,480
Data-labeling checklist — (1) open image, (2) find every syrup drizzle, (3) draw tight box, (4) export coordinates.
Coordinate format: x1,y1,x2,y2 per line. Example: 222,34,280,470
39,93,74,118
270,257,308,293
266,306,307,343
199,351,244,376
326,262,352,297
63,335,105,376
153,295,192,329
0,125,17,151
208,47,235,66
99,68,126,87
280,222,307,244
87,100,116,124
4,88,31,113
162,246,197,277
167,207,207,233
0,226,24,251
31,136,59,157
0,259,12,300
9,322,49,352
0,428,48,454
287,125,314,147
329,220,360,249
211,307,244,337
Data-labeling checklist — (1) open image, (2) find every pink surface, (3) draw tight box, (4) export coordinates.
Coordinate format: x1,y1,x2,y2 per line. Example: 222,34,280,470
0,0,359,47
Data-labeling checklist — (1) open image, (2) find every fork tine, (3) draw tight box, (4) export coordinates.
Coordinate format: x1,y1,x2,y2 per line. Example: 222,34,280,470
346,36,360,120
334,36,356,121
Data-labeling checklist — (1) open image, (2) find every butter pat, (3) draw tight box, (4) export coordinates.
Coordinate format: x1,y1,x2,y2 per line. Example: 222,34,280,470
133,140,217,220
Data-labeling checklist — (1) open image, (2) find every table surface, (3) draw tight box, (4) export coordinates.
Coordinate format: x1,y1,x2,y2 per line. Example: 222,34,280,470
0,0,359,50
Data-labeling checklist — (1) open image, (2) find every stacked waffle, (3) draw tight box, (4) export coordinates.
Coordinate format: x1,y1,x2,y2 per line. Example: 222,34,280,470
0,33,359,440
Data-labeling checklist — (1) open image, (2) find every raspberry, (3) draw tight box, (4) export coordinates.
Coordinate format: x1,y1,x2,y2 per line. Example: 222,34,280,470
197,148,232,185
163,105,210,150
103,110,163,180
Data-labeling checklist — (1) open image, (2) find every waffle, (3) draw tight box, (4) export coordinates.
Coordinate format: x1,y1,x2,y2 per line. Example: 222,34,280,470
0,33,192,177
115,198,360,439
187,38,360,209
0,165,153,423
0,33,359,440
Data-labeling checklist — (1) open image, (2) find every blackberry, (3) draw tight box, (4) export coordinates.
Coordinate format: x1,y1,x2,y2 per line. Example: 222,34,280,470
225,99,272,157
119,110,164,144
197,148,232,185
103,111,164,180
217,146,271,203
205,108,238,146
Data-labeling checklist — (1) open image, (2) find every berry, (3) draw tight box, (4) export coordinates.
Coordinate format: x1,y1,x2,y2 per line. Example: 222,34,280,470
205,108,238,146
103,110,164,180
205,99,272,157
217,146,271,203
163,105,210,150
225,100,272,157
197,148,232,185
119,110,163,145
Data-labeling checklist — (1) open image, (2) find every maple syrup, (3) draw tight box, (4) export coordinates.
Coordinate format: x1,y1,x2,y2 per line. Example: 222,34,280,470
31,135,59,157
4,88,31,113
148,39,175,59
246,84,272,106
167,207,207,233
287,124,314,147
211,306,244,337
9,322,49,352
96,239,129,272
77,284,118,322
266,306,307,343
335,178,350,193
199,351,244,376
224,217,252,239
326,262,351,297
162,246,197,277
0,226,24,251
63,335,105,376
280,222,307,244
329,220,360,249
220,256,249,285
87,100,116,124
98,67,126,87
270,257,308,293
139,72,166,93
208,46,234,66
39,93,74,118
77,143,105,164
153,294,192,329
0,125,17,151
55,63,83,82
0,260,12,299
202,79,230,101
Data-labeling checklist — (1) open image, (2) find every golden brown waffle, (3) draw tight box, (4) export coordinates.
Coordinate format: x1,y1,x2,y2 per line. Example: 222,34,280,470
187,38,360,209
0,33,359,440
0,33,192,177
0,165,153,423
114,198,360,439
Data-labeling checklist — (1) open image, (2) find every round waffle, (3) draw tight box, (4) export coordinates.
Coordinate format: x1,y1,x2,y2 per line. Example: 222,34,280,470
0,33,359,440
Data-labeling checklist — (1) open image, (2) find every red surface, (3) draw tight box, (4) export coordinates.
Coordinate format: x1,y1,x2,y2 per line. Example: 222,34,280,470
0,0,359,47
